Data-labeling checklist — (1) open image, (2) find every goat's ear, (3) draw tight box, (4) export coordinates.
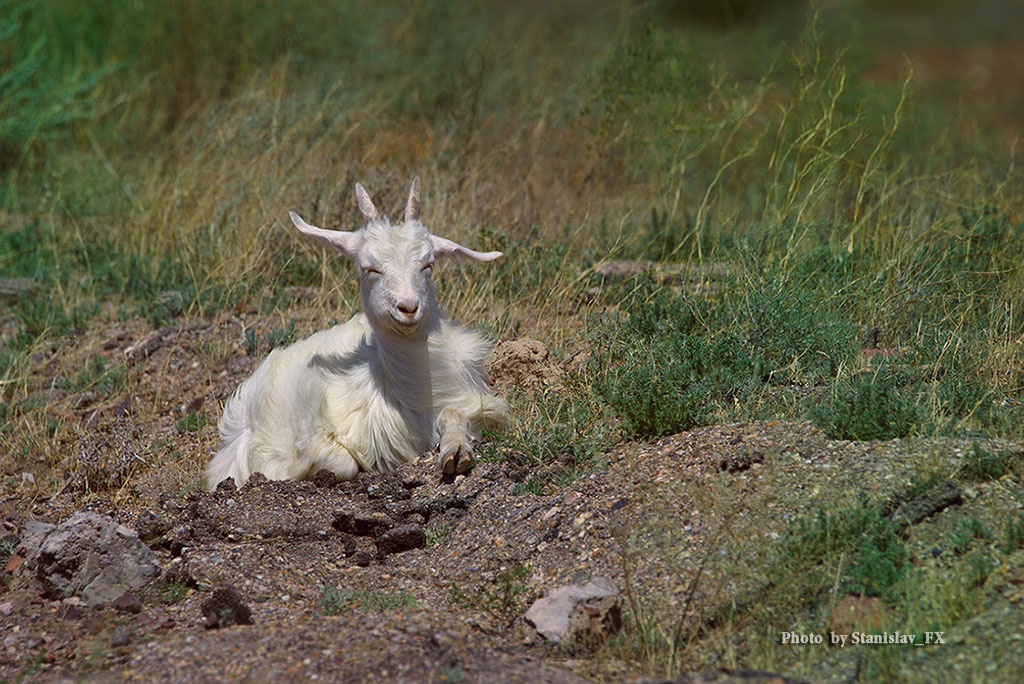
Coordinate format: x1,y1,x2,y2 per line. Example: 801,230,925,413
355,183,380,222
289,211,361,259
430,235,503,262
405,176,421,223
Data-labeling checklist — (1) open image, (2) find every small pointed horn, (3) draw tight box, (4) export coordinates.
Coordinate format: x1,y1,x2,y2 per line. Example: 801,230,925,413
405,176,421,223
355,183,380,221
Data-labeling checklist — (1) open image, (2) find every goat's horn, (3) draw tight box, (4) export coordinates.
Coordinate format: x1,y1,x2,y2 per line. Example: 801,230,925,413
405,177,421,223
355,183,380,221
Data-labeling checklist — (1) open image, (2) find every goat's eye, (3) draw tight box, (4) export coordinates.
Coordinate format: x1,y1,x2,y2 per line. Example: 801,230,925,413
422,263,434,275
362,267,381,277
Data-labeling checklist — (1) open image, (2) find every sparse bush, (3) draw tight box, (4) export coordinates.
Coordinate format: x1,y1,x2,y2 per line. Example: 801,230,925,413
738,278,858,384
600,332,756,437
598,279,858,438
811,366,921,441
481,387,612,490
447,564,531,626
71,354,127,394
950,517,993,555
960,443,1010,482
965,553,995,587
846,515,908,599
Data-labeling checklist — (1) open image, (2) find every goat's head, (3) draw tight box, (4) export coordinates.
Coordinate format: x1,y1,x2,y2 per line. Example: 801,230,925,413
289,178,502,336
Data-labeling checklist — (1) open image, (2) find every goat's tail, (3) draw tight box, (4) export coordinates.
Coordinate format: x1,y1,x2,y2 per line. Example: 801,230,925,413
202,354,274,491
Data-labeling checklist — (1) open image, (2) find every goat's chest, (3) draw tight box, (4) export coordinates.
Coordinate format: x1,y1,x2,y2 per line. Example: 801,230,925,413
316,364,436,447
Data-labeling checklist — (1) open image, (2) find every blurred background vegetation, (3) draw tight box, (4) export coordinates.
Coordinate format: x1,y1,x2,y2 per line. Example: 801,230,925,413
1,0,1022,467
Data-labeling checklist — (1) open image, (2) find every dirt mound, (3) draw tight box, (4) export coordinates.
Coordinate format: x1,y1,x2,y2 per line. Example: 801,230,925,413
488,337,565,392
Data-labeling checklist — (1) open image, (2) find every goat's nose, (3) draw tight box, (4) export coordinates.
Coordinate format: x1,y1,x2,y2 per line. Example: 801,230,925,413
397,301,419,316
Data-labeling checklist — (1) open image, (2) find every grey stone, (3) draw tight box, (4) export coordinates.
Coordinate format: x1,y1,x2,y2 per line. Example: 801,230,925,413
23,512,161,607
376,523,426,556
525,577,621,645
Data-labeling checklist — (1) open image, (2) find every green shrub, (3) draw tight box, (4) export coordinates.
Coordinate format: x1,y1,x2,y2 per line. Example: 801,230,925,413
777,496,908,600
738,279,858,384
446,564,531,625
600,332,756,438
1001,515,1024,554
960,443,1010,482
72,354,127,394
481,387,612,490
176,411,209,433
811,366,921,440
846,515,908,599
598,279,858,438
950,517,994,555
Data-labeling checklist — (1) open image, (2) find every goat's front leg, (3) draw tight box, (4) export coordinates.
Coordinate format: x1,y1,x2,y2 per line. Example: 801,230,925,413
437,407,474,475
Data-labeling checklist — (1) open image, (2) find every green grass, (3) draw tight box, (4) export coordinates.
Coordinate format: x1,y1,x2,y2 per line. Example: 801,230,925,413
319,586,417,615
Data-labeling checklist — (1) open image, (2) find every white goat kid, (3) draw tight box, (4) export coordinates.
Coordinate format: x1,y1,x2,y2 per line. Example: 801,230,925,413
202,178,510,491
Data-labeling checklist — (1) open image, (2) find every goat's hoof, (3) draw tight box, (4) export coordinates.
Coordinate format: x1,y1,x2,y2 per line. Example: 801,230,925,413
440,445,474,476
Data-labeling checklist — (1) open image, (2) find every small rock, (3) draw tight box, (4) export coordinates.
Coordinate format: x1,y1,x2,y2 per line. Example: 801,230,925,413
333,511,393,537
201,587,253,629
402,473,426,489
136,510,172,543
114,395,133,417
350,538,377,567
22,512,161,607
312,470,339,488
124,329,167,364
113,591,143,614
525,577,621,647
110,626,130,647
376,524,426,556
242,472,268,489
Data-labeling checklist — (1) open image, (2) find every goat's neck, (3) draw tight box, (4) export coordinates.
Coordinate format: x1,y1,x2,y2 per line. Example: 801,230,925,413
372,318,441,402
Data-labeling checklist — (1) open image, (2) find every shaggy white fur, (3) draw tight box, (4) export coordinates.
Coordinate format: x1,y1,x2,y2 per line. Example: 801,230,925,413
203,178,509,490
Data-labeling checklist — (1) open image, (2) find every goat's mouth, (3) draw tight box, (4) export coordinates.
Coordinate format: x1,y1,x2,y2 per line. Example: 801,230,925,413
390,312,422,329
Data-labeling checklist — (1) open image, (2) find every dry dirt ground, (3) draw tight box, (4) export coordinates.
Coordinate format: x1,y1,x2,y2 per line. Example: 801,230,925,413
0,308,1023,683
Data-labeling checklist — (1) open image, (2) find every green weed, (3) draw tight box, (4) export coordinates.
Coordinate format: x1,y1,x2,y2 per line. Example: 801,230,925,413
1001,515,1024,554
597,279,858,438
425,519,456,548
481,387,613,490
960,443,1010,482
446,564,531,626
69,354,127,394
950,517,994,555
319,586,417,615
176,411,209,433
245,320,296,357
